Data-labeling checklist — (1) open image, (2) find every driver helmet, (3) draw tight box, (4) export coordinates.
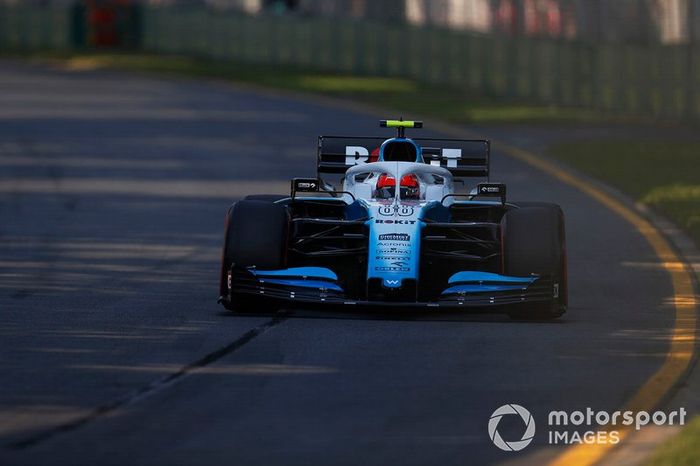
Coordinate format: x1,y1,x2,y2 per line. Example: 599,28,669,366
375,173,420,199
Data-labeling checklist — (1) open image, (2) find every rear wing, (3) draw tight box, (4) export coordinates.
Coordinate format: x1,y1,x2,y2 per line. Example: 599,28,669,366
317,136,490,179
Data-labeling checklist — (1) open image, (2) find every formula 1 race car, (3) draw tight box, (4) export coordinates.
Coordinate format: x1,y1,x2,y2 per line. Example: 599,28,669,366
218,120,567,319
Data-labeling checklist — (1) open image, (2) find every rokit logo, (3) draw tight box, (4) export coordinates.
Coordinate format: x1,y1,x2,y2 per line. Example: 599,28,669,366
347,146,463,167
345,146,371,165
376,219,417,225
429,148,462,168
378,233,410,241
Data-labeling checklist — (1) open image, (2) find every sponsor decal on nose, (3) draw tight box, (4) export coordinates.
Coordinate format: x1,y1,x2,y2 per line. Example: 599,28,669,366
378,233,410,241
375,219,416,224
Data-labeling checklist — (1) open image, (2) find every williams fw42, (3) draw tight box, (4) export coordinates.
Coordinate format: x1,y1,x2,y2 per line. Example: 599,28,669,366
218,120,567,319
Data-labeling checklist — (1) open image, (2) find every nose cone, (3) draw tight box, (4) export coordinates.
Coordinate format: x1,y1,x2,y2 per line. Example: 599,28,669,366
367,201,423,299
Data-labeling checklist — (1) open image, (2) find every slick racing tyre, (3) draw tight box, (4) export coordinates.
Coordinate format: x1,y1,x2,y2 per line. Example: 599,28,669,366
219,200,289,311
501,203,567,320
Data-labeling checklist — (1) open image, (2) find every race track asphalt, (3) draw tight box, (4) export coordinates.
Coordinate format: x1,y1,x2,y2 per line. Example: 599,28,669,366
0,60,684,466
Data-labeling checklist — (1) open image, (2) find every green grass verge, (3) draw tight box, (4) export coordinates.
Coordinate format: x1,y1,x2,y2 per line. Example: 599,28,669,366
12,51,613,125
546,140,700,246
645,416,700,466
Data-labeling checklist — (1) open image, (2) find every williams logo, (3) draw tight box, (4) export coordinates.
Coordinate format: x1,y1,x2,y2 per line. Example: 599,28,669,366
378,233,410,241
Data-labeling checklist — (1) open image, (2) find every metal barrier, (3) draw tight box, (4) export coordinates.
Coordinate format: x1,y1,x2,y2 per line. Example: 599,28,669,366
1,5,698,120
141,7,698,120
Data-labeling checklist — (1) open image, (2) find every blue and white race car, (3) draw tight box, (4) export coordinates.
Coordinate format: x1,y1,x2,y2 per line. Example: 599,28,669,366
218,120,567,319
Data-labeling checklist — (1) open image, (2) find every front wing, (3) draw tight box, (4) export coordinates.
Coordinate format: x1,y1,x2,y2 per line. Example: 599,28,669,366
225,267,557,309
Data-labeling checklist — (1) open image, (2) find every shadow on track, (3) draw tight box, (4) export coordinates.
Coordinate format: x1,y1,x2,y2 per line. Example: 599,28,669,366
218,307,568,324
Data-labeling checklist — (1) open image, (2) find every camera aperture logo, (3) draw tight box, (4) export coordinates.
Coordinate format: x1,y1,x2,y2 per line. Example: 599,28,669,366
488,404,535,451
488,404,688,451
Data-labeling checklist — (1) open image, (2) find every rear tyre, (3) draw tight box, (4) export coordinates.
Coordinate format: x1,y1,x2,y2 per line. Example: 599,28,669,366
219,200,289,312
502,203,567,320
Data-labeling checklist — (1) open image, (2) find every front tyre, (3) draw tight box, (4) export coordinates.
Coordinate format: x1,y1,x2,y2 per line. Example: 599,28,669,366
219,200,289,312
502,203,567,320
